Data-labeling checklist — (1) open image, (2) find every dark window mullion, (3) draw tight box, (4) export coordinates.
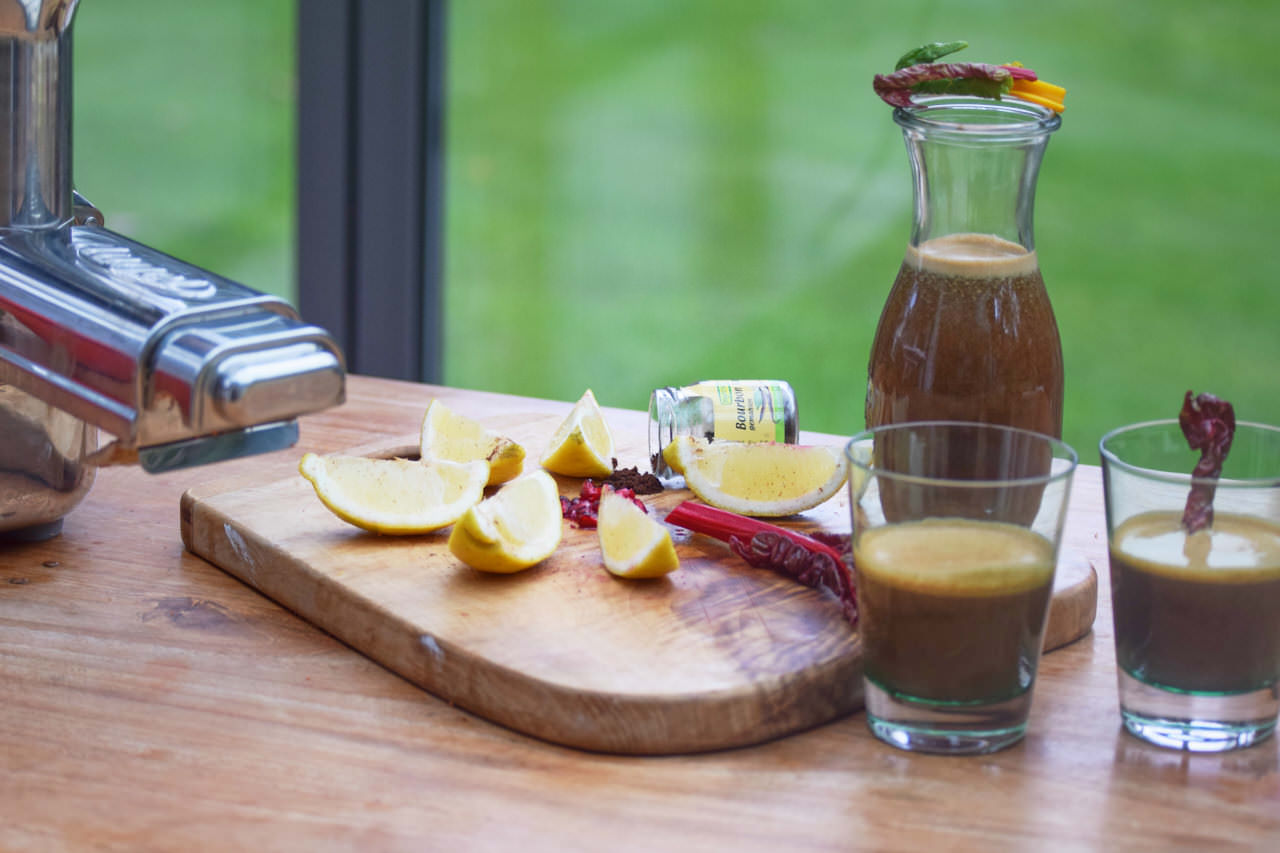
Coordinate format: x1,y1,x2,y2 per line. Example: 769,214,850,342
296,0,354,358
297,0,445,383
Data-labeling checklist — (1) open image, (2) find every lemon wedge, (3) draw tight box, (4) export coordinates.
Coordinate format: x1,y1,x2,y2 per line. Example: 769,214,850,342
540,389,615,478
598,488,679,579
661,439,686,475
420,398,525,486
665,436,848,517
448,471,563,573
299,453,487,534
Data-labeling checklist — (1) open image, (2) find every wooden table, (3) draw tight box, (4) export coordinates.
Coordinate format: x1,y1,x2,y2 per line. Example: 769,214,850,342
3,376,1276,850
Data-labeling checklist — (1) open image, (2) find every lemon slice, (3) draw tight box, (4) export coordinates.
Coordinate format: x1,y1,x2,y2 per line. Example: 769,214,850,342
299,453,488,534
661,439,686,475
420,398,525,486
598,488,679,579
666,436,848,517
448,471,563,573
540,389,615,478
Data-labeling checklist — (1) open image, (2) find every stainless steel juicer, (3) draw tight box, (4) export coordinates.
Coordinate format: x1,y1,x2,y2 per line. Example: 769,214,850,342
0,1,346,540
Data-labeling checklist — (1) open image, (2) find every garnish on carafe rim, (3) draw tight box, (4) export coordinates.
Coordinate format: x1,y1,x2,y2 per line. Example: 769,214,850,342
873,40,1066,113
1178,391,1236,534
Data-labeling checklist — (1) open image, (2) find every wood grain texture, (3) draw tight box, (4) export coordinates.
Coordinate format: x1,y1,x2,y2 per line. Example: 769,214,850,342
181,437,861,755
1044,552,1096,653
2,377,1275,851
181,411,1094,754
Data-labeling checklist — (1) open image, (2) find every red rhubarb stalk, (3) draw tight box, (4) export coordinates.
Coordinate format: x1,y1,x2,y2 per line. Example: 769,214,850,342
666,501,844,562
666,501,857,625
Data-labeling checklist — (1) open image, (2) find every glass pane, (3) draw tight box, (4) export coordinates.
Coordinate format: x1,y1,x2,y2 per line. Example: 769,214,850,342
72,0,297,303
445,1,1280,451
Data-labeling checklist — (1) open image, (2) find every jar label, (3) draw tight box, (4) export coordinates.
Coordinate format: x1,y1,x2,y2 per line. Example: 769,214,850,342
688,381,787,443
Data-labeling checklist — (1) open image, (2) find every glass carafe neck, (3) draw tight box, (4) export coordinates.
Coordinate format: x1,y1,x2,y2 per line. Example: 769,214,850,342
895,96,1061,252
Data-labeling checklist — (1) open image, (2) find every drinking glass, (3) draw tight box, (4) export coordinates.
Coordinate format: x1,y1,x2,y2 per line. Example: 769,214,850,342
1100,420,1280,752
846,421,1078,754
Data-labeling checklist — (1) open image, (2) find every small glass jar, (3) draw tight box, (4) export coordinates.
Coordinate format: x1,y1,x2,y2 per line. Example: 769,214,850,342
648,380,798,477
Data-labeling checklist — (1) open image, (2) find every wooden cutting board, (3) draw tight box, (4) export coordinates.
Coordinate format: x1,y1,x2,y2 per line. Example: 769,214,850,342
180,413,1096,755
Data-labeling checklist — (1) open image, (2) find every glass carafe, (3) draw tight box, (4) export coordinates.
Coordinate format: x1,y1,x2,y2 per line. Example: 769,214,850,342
865,95,1064,438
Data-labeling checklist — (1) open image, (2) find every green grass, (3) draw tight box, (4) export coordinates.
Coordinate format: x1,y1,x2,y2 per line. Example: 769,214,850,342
71,0,296,299
444,0,1280,454
70,1,1280,457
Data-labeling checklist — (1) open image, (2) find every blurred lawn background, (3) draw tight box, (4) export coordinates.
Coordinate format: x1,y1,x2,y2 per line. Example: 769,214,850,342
72,1,295,299
72,1,1279,455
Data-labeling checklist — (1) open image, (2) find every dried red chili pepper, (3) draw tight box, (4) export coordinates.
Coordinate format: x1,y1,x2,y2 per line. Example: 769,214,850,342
1178,390,1236,533
665,501,857,625
728,532,857,626
873,61,1031,108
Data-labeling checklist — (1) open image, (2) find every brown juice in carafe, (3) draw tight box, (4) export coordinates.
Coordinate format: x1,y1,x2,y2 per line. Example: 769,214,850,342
866,233,1063,522
865,232,1063,438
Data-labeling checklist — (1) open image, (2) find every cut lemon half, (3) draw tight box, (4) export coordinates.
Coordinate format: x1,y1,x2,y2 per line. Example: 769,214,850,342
299,453,488,535
598,488,679,579
665,436,848,517
448,471,563,573
540,389,615,479
420,398,525,486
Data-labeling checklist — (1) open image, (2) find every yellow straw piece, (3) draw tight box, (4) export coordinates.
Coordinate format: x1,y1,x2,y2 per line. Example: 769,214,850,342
1017,78,1067,99
1003,62,1066,113
1009,79,1065,113
1011,90,1065,113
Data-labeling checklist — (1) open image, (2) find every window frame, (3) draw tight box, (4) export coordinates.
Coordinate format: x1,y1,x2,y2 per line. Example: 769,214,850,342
296,0,447,382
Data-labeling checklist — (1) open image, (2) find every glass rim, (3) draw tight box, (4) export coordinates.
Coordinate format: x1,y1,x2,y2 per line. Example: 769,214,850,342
893,95,1062,140
845,420,1078,489
1099,418,1280,488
